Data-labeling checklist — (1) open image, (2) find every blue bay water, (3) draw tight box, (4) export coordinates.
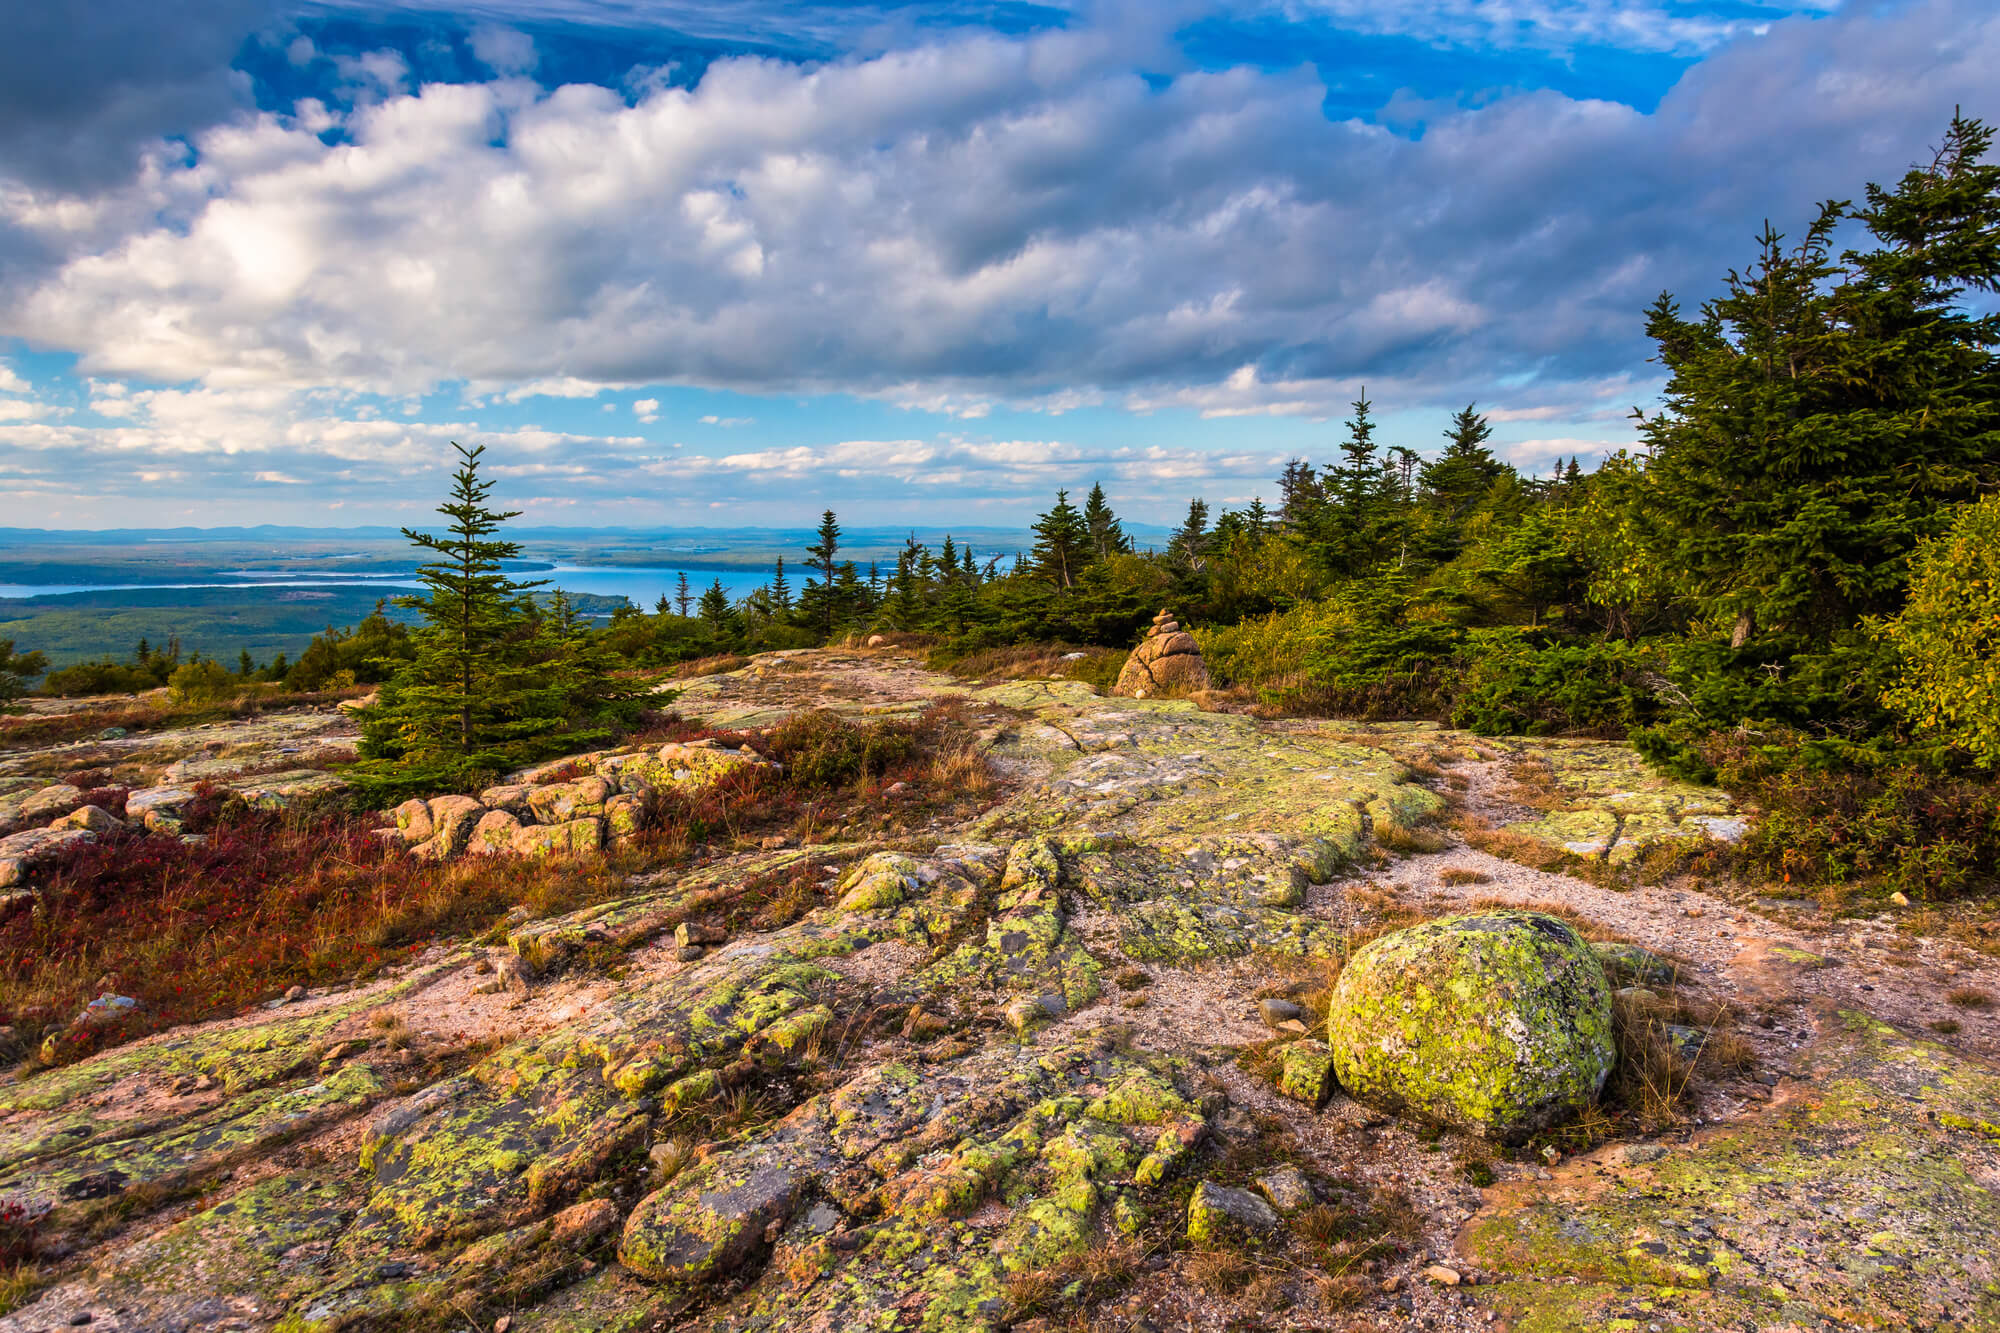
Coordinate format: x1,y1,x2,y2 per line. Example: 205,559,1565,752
0,565,774,611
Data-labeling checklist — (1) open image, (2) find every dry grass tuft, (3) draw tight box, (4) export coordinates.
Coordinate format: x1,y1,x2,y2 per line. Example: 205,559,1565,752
647,1136,694,1191
1375,823,1452,856
1948,986,1994,1011
1438,868,1492,887
1184,1247,1253,1295
0,1261,46,1318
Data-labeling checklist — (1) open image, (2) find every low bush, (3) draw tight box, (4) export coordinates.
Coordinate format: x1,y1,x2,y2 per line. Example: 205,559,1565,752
167,660,236,706
767,710,917,789
1701,729,2000,901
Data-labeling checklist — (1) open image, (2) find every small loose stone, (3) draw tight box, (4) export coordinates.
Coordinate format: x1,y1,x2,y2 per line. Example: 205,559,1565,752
1259,997,1304,1027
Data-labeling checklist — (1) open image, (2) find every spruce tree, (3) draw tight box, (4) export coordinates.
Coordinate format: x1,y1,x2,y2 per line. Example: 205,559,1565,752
526,590,640,751
1030,489,1091,588
1421,404,1508,521
1636,112,2000,655
358,442,547,787
698,579,734,631
1169,498,1211,571
1082,482,1130,559
675,571,693,617
771,555,792,609
1334,394,1380,511
1278,459,1322,528
803,509,842,632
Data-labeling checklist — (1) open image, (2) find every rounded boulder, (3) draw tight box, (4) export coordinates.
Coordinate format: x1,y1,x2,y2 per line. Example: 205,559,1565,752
1326,910,1614,1142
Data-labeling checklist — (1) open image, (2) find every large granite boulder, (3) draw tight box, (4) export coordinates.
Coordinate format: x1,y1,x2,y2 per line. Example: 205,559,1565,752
1326,910,1614,1142
1113,609,1211,699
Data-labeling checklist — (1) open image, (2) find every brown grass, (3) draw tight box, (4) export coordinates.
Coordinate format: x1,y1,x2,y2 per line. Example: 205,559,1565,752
663,653,752,680
1948,986,1994,1010
1183,1247,1253,1295
1438,868,1492,887
928,643,1126,694
1374,823,1452,856
0,1261,44,1318
1003,1235,1150,1321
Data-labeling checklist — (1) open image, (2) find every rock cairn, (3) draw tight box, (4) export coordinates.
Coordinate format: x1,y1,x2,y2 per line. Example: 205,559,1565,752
1112,609,1212,699
383,739,779,862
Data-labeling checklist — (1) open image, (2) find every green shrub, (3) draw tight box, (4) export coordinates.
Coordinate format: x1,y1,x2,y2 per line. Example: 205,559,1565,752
1198,575,1466,718
41,658,163,697
168,660,236,707
1879,494,2000,767
768,710,915,790
1449,631,1656,737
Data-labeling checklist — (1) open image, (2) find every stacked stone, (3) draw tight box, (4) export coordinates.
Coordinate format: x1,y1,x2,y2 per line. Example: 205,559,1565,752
1111,608,1212,699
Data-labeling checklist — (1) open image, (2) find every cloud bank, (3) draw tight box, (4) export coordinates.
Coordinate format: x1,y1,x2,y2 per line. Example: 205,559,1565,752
0,0,1993,522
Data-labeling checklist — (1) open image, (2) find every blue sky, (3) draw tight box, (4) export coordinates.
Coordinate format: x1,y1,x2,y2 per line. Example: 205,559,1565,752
0,0,1992,528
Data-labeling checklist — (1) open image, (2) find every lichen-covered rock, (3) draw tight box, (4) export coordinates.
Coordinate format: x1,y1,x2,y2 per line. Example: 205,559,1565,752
125,786,198,834
467,808,523,856
1326,910,1614,1142
527,777,612,824
604,792,647,842
1463,1007,2000,1332
478,783,535,817
1593,940,1678,986
1276,1039,1337,1107
619,1155,806,1286
1113,609,1212,699
425,794,486,855
1255,1165,1313,1214
512,818,604,858
1186,1180,1280,1244
392,797,434,842
835,852,925,912
0,650,1776,1333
